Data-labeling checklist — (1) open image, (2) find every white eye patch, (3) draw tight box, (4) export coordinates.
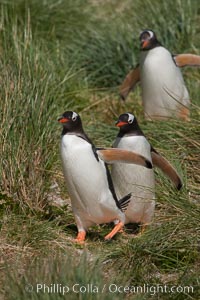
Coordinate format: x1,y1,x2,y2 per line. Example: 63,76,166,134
147,30,154,39
140,30,154,40
72,111,78,121
127,113,134,124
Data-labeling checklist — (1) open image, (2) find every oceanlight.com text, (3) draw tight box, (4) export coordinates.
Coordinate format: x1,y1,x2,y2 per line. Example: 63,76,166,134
25,283,194,296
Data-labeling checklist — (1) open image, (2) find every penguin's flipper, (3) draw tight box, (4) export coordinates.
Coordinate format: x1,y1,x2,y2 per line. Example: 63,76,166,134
119,65,140,100
151,150,182,190
174,54,200,67
97,148,152,169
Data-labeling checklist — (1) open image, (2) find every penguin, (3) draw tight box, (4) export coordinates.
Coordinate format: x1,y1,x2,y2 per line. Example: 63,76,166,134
120,30,200,121
58,111,152,242
111,112,182,231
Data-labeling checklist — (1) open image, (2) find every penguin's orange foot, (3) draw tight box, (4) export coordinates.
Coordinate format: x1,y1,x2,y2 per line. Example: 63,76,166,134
74,231,86,244
132,224,147,238
179,107,190,122
104,222,124,240
140,224,146,235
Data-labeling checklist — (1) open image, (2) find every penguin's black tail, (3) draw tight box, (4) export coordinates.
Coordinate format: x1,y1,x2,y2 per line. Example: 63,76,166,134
119,193,131,212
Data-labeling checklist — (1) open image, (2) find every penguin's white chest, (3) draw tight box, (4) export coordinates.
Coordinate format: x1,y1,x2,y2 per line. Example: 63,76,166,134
111,136,155,224
60,135,122,227
140,47,189,119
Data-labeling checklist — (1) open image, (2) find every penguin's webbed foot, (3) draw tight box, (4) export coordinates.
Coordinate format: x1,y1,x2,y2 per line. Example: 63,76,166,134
74,231,86,244
104,222,124,240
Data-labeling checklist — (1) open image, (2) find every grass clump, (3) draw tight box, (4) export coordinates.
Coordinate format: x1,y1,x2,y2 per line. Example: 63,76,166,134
2,251,126,300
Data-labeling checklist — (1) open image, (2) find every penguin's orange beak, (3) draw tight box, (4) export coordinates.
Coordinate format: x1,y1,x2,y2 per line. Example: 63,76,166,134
58,117,69,123
141,40,149,49
116,121,128,127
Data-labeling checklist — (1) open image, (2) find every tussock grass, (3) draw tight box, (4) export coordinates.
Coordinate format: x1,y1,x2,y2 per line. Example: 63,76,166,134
0,0,199,299
3,251,126,300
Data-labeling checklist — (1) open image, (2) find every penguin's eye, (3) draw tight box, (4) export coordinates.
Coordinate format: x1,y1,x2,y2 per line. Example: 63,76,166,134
140,30,154,41
127,113,134,124
72,112,78,121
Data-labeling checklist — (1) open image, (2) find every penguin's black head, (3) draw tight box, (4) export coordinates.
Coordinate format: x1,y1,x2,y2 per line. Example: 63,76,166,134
139,30,160,50
58,111,83,134
115,113,141,134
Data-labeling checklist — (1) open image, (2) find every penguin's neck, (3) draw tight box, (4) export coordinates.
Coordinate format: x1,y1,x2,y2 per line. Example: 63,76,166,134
141,41,162,52
62,125,84,137
117,127,144,138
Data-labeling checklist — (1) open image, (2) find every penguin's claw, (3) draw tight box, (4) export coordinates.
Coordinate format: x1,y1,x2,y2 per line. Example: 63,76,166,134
74,231,86,243
104,222,124,240
179,106,190,122
138,224,147,236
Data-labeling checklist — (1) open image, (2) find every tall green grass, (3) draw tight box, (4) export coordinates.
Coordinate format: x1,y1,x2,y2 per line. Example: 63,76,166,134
3,252,125,300
0,1,90,210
